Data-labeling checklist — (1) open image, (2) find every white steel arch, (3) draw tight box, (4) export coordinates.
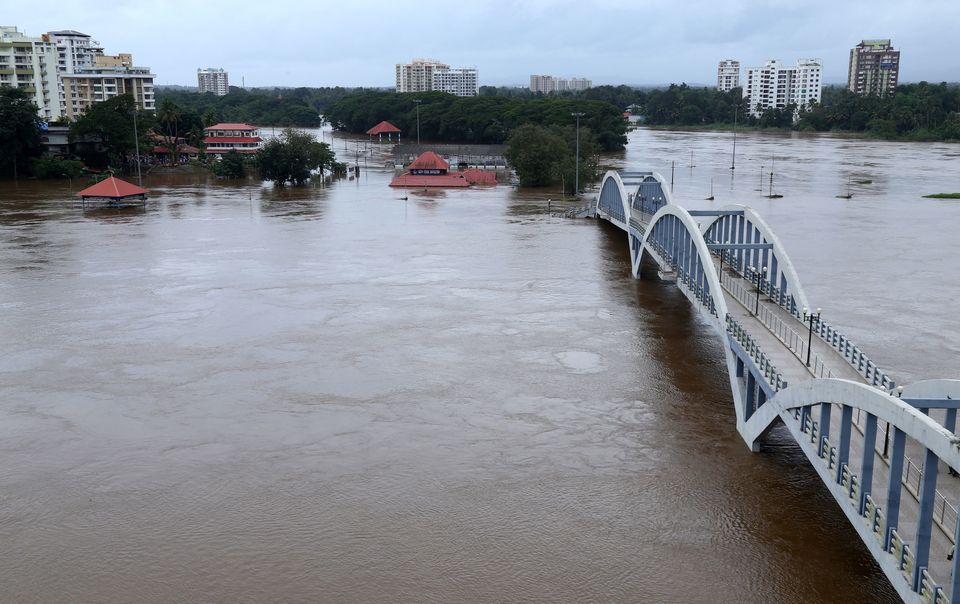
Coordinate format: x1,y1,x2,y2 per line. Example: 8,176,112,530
700,204,811,314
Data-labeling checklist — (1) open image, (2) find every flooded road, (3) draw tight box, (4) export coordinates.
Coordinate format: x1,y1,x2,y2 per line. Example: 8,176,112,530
0,128,956,602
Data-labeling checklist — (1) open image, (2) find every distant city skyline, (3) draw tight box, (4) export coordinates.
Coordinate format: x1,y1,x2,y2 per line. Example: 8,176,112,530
4,0,958,88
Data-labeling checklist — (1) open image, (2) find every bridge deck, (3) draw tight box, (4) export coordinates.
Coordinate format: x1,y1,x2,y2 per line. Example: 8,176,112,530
712,245,960,597
605,191,960,600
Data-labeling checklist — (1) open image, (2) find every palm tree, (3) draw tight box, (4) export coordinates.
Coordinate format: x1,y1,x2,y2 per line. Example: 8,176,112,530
157,98,183,165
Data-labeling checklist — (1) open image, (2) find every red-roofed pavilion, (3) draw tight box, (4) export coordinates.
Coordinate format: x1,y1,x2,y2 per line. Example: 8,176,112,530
366,120,401,145
407,151,448,172
389,151,496,188
76,176,149,206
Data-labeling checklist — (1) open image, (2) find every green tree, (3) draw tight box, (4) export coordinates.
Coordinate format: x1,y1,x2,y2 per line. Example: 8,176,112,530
504,124,567,186
0,87,42,179
70,94,154,170
210,149,247,178
504,124,599,193
255,128,337,186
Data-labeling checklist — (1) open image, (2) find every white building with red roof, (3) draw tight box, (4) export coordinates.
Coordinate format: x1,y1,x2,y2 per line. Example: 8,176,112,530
203,123,263,157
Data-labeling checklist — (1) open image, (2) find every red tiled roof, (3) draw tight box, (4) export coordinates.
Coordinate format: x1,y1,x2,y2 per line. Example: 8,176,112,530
366,120,401,135
204,137,263,144
389,173,469,188
407,151,449,171
463,169,497,186
205,123,258,131
76,176,148,199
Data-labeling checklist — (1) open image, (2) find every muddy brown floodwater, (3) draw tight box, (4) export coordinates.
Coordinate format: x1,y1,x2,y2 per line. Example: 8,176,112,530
1,127,957,602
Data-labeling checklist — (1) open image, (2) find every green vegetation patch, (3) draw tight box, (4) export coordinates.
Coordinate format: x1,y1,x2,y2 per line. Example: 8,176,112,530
324,90,628,151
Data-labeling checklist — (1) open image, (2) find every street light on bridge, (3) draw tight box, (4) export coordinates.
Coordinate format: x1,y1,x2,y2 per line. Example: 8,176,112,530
753,265,768,315
884,385,905,457
802,307,822,368
571,112,585,196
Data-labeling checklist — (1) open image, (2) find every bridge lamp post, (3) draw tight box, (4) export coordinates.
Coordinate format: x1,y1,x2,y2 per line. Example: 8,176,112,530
884,386,904,457
571,112,585,196
802,307,822,367
753,265,767,315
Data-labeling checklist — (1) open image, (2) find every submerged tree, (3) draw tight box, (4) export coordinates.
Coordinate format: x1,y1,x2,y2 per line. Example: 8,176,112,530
505,123,599,193
210,149,247,179
254,128,337,186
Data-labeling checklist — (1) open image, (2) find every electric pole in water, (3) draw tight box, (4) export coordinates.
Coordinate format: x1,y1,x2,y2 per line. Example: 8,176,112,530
571,112,585,196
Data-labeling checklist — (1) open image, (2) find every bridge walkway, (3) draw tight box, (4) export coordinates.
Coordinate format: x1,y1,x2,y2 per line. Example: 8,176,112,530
713,256,960,597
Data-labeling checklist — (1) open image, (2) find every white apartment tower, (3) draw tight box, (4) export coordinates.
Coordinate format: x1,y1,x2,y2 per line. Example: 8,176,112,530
717,59,740,92
396,59,449,93
529,74,593,93
43,29,155,117
432,67,478,97
1,27,154,119
743,58,822,117
0,26,63,120
396,58,478,96
198,67,229,96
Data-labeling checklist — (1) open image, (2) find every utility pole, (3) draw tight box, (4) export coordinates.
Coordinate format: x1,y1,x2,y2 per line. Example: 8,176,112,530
571,112,585,196
414,99,422,145
132,106,142,186
730,103,738,170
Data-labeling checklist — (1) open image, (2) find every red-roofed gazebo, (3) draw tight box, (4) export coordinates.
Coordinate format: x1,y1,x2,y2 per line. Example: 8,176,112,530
76,176,149,206
366,120,401,145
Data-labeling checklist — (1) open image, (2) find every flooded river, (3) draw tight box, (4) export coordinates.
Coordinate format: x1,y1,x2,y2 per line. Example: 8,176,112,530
1,128,957,602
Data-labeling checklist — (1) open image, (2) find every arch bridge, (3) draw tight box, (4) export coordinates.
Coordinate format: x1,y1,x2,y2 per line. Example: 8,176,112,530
595,169,960,603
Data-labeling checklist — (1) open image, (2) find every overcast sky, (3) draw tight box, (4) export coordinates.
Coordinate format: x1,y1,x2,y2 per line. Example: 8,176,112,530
5,0,958,88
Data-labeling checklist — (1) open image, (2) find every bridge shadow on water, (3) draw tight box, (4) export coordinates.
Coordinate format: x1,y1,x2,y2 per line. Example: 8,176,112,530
593,219,899,603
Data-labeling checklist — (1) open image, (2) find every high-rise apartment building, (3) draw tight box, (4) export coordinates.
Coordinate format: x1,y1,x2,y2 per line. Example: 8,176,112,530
396,58,478,96
60,51,154,119
2,26,154,120
198,67,229,96
743,58,822,117
0,26,62,120
432,67,478,97
529,74,593,94
396,59,449,93
848,39,900,97
717,59,740,92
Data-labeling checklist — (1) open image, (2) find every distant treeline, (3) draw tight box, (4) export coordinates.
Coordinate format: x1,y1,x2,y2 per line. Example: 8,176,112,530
154,86,373,128
323,91,628,151
489,82,960,141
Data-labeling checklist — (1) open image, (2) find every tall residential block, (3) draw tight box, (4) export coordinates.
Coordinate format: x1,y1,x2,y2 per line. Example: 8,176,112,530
396,58,448,93
529,74,593,94
743,58,822,117
198,67,229,96
716,59,740,92
432,67,478,97
0,26,62,120
59,51,155,119
848,39,900,97
396,58,477,96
